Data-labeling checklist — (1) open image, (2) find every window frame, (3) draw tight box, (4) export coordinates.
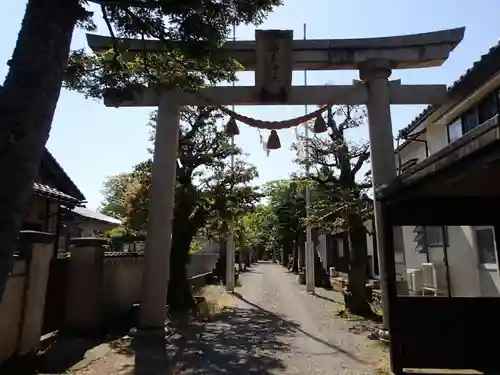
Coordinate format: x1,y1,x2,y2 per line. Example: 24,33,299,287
478,92,498,124
461,107,480,134
446,118,463,144
425,226,448,248
474,226,498,270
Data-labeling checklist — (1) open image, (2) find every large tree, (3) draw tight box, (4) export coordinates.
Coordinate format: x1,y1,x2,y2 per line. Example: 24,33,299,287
293,105,375,317
0,0,282,299
120,106,260,311
99,173,132,219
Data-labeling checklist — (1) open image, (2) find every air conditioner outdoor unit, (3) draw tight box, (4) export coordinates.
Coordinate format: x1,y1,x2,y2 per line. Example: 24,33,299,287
421,262,447,292
406,269,415,291
406,269,423,293
329,267,338,277
412,268,423,292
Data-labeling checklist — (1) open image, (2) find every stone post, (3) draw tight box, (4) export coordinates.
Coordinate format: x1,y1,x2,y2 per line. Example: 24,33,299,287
17,231,53,355
65,237,106,334
138,91,180,331
360,60,407,329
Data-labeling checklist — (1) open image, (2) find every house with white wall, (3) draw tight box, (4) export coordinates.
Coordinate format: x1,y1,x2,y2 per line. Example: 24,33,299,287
316,209,379,278
395,41,500,297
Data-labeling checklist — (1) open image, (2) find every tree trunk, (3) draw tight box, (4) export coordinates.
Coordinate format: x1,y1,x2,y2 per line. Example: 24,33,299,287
291,239,299,273
214,241,227,282
244,248,251,268
344,214,374,317
298,238,305,271
0,0,84,301
167,234,195,312
282,238,291,268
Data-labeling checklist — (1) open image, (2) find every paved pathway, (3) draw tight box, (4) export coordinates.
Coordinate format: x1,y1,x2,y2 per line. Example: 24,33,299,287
173,262,384,375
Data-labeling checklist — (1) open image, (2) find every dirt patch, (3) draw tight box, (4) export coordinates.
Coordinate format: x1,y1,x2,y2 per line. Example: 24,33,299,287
195,284,236,315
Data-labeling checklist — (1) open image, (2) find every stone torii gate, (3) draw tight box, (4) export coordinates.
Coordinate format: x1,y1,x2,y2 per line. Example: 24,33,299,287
87,27,464,333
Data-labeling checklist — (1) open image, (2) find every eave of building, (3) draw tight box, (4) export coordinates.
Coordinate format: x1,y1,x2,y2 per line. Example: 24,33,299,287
32,182,81,206
397,41,500,150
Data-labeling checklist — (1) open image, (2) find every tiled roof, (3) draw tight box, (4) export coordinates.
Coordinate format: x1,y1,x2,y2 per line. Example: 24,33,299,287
72,206,122,225
32,182,81,203
399,40,500,138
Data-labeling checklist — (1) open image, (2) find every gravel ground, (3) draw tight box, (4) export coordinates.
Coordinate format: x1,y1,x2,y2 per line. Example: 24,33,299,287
173,262,386,375
40,262,387,375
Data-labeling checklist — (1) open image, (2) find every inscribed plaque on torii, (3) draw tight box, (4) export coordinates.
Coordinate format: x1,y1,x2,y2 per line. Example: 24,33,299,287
255,30,293,103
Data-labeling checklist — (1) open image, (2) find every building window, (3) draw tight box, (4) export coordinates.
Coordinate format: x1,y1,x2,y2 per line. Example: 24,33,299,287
462,108,479,134
478,93,498,124
447,118,463,143
414,226,447,253
425,226,447,247
475,226,497,266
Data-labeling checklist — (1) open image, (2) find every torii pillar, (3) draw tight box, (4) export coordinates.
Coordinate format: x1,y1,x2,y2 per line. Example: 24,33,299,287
138,91,180,330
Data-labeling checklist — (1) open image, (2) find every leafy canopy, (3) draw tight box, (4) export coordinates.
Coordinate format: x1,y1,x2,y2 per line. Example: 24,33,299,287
292,105,373,233
66,0,283,99
100,106,261,240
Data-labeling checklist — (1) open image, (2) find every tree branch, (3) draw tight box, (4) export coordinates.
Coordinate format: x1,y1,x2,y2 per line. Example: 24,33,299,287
352,148,370,175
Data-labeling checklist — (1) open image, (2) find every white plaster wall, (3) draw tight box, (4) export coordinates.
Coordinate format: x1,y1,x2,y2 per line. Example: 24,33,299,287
445,226,482,296
426,122,449,155
396,141,426,166
0,261,26,364
401,226,427,271
395,123,428,166
478,269,500,297
401,225,483,297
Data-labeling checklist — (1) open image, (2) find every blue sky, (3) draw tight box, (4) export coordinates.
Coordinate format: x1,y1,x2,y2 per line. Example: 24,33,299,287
1,1,500,209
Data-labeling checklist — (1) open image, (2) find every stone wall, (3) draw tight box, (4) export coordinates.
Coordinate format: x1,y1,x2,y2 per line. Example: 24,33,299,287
0,232,53,364
65,241,220,333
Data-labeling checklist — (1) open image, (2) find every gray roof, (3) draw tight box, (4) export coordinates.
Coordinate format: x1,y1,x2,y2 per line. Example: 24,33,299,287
72,206,122,225
33,182,80,203
399,40,500,139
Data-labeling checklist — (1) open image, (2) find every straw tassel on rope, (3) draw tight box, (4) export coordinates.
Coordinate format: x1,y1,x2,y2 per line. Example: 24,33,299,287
266,130,281,150
313,114,328,133
225,116,240,136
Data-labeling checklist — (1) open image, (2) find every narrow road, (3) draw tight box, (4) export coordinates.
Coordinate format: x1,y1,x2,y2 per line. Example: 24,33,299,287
174,262,382,375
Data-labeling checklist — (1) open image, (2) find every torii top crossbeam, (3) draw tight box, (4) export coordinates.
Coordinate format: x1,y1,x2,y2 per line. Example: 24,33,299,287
87,27,465,71
86,28,464,108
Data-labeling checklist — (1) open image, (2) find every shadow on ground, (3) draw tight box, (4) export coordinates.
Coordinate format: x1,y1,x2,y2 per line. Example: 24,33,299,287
43,301,299,374
167,305,295,374
233,292,367,365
